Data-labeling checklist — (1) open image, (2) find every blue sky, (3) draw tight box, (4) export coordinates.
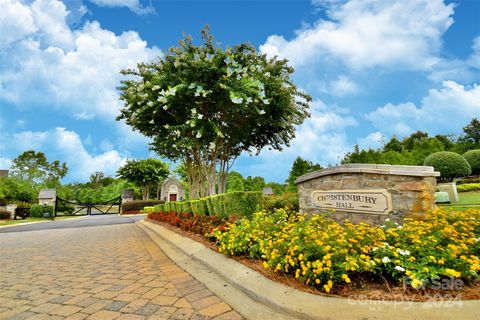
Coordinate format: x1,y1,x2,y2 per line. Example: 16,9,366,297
0,0,479,183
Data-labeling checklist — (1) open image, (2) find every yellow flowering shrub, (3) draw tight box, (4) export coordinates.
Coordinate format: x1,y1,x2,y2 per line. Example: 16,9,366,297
212,208,480,293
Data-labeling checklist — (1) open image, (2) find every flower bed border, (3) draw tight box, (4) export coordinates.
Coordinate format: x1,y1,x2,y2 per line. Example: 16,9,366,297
140,219,480,320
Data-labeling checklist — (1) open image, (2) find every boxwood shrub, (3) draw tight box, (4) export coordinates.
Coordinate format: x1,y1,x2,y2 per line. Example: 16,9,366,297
463,149,480,176
424,151,471,181
30,204,53,218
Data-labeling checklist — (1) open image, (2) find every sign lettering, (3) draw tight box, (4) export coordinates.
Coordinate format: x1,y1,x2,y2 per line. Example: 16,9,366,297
311,189,392,214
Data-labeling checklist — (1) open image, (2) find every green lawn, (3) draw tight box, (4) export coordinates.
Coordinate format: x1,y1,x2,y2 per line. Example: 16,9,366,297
439,191,480,211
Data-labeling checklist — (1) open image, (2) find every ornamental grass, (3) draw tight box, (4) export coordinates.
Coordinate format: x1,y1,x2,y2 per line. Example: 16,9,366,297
212,208,480,293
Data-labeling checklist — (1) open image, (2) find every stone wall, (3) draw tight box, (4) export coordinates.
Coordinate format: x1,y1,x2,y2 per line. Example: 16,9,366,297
296,164,439,225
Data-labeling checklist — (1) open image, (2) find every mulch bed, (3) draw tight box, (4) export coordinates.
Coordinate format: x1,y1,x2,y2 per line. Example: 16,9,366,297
146,218,480,302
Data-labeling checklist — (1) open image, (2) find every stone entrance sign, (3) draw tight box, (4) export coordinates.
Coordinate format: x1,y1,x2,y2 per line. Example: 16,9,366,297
296,164,440,225
312,189,393,214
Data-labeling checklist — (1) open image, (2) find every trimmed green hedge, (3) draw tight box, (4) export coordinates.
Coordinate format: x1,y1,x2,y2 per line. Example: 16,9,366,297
424,151,471,181
146,191,263,219
144,206,155,213
463,150,480,176
457,183,480,192
122,200,164,213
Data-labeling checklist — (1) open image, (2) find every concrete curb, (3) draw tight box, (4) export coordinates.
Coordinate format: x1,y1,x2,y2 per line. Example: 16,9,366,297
137,221,293,320
139,219,479,320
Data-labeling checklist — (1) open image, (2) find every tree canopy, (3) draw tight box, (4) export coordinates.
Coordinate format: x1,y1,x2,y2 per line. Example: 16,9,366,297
342,120,479,166
10,150,68,185
117,158,170,200
117,26,310,198
286,157,322,191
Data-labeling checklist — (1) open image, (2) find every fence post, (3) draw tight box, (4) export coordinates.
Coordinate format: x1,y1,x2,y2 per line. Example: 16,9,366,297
53,197,58,220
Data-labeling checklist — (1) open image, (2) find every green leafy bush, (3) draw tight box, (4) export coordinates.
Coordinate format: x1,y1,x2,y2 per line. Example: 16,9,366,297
56,202,75,214
262,193,299,213
456,183,480,192
424,151,471,181
0,209,11,220
197,199,208,216
164,202,171,212
455,177,480,185
30,204,53,218
463,150,480,176
190,200,199,214
206,197,215,215
143,206,155,213
178,201,192,214
222,191,263,219
121,200,164,213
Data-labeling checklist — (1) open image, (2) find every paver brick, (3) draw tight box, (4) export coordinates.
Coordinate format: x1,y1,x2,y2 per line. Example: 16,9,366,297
151,295,179,306
0,223,241,320
29,302,63,313
104,301,128,312
199,302,232,318
50,304,83,316
86,310,121,320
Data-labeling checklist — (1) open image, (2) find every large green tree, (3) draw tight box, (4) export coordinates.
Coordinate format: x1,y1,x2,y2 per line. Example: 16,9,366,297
226,171,245,192
10,150,68,185
117,158,170,200
461,118,480,147
117,27,310,199
286,157,322,191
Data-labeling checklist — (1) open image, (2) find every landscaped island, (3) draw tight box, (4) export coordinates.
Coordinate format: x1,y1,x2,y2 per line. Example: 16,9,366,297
145,190,480,300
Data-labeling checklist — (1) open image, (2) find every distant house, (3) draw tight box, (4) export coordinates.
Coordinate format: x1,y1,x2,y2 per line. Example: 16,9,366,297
0,170,8,178
263,187,274,195
161,177,185,202
38,189,57,206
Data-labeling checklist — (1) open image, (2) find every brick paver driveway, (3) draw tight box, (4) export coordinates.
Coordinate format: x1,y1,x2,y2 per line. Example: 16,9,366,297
0,219,242,320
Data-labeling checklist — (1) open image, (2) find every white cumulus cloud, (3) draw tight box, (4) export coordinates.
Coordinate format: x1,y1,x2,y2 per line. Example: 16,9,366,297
0,127,128,181
0,0,161,121
365,80,480,136
87,0,155,15
260,0,454,70
235,100,357,181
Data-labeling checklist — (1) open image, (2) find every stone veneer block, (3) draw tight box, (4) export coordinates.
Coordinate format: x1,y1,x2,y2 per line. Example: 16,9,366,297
295,164,440,225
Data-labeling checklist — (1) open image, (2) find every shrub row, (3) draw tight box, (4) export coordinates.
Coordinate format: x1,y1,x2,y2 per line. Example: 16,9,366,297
122,200,164,214
463,150,480,176
149,191,263,219
457,183,480,192
424,151,471,181
30,204,54,218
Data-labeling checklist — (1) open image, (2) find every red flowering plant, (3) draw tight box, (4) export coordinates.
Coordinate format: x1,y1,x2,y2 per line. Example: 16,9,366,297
147,210,237,240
